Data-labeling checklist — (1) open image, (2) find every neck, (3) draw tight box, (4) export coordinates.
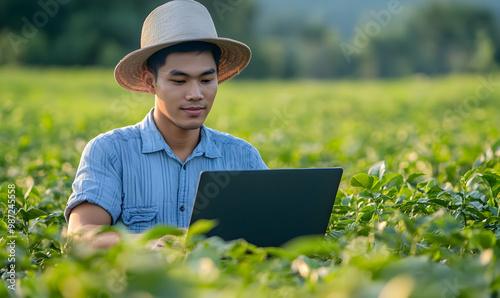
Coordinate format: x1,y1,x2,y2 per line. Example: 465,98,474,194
152,109,201,163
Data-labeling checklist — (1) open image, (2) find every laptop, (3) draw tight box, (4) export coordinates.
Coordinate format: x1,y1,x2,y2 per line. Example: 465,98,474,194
188,168,343,247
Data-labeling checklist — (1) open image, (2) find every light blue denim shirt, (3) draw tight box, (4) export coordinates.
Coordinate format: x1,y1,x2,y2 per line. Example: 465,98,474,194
64,109,267,232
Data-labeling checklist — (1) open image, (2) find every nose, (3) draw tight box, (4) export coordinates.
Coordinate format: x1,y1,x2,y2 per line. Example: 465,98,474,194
186,82,204,101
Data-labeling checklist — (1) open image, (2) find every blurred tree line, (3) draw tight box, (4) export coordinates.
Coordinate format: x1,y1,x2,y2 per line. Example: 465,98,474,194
0,0,498,78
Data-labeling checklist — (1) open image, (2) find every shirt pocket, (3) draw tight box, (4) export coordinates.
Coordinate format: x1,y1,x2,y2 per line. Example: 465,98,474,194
121,204,158,232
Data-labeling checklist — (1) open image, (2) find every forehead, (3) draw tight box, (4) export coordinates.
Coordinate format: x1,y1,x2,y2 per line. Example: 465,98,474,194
162,51,217,71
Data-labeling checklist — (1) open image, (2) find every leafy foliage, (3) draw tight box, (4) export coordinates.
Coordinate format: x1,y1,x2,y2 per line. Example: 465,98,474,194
0,68,500,297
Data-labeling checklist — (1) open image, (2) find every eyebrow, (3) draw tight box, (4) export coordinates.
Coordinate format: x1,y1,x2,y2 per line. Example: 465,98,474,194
168,68,216,77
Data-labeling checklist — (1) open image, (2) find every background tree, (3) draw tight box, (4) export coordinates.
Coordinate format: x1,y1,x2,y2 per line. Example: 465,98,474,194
0,0,498,77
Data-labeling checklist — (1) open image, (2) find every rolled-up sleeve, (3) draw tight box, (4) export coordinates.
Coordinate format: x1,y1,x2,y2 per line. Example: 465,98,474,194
64,135,123,224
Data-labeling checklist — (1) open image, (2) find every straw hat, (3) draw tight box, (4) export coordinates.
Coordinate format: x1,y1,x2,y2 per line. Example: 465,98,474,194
114,0,251,93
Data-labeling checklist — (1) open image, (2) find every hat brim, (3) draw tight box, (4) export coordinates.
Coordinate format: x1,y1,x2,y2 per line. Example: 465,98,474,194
114,37,251,93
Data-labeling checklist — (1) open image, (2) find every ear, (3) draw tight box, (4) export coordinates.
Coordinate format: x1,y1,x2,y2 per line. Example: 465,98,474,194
142,70,156,94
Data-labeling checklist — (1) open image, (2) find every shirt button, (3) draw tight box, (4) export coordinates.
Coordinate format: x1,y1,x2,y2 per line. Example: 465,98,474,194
179,205,185,212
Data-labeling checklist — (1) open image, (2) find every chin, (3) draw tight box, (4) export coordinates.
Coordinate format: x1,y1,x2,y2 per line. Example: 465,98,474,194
178,122,204,131
184,126,202,131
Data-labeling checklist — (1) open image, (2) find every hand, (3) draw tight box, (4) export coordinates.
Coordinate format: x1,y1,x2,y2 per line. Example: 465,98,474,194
90,231,121,249
148,228,188,250
66,224,121,249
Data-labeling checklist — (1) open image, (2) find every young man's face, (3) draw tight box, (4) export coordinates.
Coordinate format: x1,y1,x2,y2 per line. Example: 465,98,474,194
149,51,218,131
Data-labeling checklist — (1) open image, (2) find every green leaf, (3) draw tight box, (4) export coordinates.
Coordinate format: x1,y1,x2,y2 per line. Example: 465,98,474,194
428,199,449,208
381,173,404,190
282,235,337,257
376,194,392,205
34,251,51,260
407,173,431,188
44,211,64,223
491,275,500,291
360,205,375,213
463,168,479,181
358,190,375,199
471,230,496,249
351,173,372,189
385,186,399,197
482,173,500,186
493,184,500,199
328,230,345,239
264,246,295,260
484,216,500,225
0,218,8,232
351,173,377,190
0,193,8,204
424,180,441,191
358,205,375,222
360,211,374,222
341,196,351,206
488,203,499,216
25,207,47,220
140,225,184,242
396,185,413,202
461,168,478,188
187,219,218,237
371,180,382,192
417,198,429,204
464,207,487,220
17,209,28,221
368,161,386,180
332,205,353,215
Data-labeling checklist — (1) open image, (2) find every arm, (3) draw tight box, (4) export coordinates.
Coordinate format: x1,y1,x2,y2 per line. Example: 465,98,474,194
67,202,187,249
67,202,121,249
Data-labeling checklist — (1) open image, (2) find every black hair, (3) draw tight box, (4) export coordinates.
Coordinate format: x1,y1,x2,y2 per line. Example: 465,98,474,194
146,41,222,80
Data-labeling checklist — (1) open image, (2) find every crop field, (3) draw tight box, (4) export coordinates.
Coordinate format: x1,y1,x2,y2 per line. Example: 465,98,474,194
1,67,500,297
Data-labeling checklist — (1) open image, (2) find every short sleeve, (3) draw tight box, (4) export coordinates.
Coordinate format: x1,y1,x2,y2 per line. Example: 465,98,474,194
64,135,123,224
249,146,268,170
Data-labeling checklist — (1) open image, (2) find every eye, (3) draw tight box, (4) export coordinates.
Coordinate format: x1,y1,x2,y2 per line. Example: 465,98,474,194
201,79,213,84
171,80,186,84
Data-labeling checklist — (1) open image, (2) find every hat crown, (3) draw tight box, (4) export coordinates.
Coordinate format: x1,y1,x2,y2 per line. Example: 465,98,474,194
115,0,251,92
141,0,219,48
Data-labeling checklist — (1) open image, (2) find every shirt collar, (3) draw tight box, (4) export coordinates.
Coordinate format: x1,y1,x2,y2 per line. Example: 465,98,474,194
190,125,222,160
139,109,222,160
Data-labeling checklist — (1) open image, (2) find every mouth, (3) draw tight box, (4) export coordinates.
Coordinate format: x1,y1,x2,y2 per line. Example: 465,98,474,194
181,106,205,116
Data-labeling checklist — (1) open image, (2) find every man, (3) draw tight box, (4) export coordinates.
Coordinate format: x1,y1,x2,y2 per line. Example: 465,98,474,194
64,0,267,248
